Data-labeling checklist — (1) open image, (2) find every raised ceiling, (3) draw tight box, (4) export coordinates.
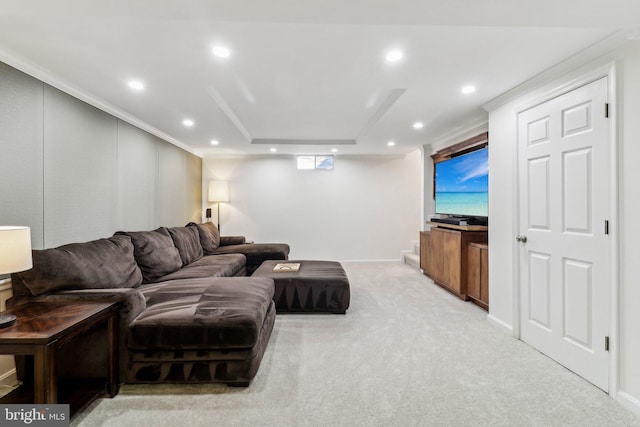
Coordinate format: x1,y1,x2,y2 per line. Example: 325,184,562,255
0,1,638,156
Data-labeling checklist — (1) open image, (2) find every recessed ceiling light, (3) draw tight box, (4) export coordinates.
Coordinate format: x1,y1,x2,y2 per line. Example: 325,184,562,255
210,139,219,146
461,85,476,95
212,46,231,58
385,50,403,62
331,148,338,153
387,141,396,147
412,122,424,129
127,80,145,91
182,119,194,127
270,147,277,153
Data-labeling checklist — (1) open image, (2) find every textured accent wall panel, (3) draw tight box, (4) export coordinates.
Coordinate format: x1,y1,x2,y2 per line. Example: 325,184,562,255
1,60,202,251
43,86,118,247
158,141,188,227
116,121,158,230
0,62,45,248
185,152,203,224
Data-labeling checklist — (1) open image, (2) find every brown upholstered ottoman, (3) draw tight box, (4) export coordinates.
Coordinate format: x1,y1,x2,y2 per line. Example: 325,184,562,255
252,260,350,314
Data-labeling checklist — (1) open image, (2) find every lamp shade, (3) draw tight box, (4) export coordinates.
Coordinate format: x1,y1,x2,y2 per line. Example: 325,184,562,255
208,180,229,203
0,226,33,275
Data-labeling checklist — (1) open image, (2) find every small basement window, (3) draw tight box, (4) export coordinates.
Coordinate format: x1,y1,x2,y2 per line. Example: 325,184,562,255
297,155,334,170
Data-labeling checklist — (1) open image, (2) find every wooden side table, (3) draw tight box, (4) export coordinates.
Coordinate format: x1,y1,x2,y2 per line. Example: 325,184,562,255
0,301,119,416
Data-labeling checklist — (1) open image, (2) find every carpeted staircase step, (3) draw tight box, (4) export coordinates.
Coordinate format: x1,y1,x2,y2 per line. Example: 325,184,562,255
403,252,420,269
402,239,421,270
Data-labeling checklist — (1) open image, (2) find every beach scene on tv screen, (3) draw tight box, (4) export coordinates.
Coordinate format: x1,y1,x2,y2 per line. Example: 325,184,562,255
435,148,488,217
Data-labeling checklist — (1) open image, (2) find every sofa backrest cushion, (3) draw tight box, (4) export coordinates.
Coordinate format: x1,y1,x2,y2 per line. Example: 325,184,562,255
115,228,182,283
186,222,220,253
166,226,203,266
11,235,143,296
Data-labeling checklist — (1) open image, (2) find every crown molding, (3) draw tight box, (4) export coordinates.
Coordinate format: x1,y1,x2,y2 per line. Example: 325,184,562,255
429,119,489,152
483,29,633,112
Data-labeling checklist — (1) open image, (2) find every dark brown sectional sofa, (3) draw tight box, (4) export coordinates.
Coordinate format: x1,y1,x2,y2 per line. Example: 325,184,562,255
9,222,289,386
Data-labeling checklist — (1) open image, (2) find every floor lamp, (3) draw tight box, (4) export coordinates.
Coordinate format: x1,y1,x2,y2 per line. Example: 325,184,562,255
208,180,229,232
0,226,33,328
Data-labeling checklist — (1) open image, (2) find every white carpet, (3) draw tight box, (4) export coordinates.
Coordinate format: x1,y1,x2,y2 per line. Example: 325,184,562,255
72,262,640,427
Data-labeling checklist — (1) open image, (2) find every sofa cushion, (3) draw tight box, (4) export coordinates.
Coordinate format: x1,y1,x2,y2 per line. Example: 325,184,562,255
11,235,142,296
186,222,220,253
154,254,247,281
115,228,182,283
130,277,275,349
167,226,203,266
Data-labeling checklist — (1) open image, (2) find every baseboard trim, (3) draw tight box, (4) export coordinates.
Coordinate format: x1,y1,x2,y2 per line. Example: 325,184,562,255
487,314,513,334
0,367,17,387
616,391,640,417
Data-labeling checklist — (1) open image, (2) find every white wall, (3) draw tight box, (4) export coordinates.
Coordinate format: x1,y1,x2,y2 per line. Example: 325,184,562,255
421,145,434,228
203,151,422,261
486,41,640,413
486,105,517,333
616,42,640,412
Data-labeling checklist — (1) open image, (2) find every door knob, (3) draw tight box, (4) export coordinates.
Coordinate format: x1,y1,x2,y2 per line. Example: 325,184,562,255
515,235,528,243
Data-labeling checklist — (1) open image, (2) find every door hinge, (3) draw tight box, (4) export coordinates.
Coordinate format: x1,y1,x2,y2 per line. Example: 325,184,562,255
605,103,609,118
605,336,610,351
605,220,609,235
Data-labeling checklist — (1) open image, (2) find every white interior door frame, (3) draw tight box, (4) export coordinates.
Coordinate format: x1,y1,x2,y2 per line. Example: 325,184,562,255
511,62,619,396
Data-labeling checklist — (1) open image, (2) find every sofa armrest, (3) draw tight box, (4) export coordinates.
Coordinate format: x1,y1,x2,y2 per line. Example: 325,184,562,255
210,243,290,274
220,236,247,246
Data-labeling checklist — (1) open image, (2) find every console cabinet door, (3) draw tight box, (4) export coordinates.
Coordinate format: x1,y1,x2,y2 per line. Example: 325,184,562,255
427,227,463,295
467,242,489,309
423,226,487,300
480,247,488,303
420,231,431,275
428,229,445,284
441,229,462,294
467,244,482,301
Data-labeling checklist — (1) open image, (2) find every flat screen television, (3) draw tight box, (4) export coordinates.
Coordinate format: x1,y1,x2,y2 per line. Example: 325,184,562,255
434,146,488,219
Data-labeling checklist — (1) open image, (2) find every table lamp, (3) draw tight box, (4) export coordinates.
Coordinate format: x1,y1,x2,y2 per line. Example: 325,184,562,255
0,226,33,328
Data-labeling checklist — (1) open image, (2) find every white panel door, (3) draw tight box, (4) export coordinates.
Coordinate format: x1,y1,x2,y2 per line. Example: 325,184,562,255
517,78,610,391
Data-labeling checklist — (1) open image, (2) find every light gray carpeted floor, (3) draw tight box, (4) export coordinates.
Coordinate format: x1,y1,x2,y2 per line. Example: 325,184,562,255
72,262,640,427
